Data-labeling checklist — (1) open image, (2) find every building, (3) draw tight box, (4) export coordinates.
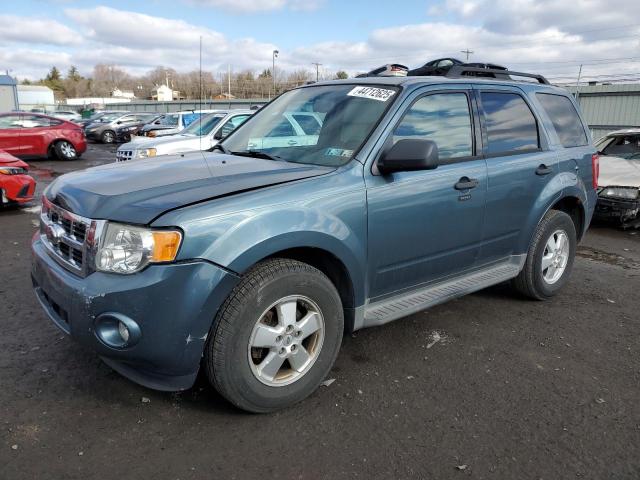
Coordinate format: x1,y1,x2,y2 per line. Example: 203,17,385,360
0,75,18,112
153,84,182,101
16,85,55,110
565,84,640,141
111,88,136,99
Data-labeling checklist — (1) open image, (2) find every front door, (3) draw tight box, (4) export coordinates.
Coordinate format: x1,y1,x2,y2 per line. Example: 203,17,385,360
366,89,488,300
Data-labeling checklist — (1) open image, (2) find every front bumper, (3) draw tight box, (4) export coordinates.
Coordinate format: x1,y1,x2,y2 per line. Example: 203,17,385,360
31,237,239,391
1,174,36,204
595,196,640,222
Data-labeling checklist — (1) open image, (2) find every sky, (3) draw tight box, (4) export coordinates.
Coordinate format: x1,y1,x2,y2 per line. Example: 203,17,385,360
2,0,640,84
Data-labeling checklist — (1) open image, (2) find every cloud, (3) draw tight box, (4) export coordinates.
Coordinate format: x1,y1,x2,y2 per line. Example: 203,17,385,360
185,0,324,13
0,14,80,46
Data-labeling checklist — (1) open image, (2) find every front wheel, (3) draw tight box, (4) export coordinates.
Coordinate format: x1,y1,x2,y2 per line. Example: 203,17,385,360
512,209,577,300
204,259,344,413
101,130,115,144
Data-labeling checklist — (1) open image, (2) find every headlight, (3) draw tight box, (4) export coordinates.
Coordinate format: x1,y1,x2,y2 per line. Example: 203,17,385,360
137,148,157,158
0,167,27,175
95,223,182,274
599,187,640,200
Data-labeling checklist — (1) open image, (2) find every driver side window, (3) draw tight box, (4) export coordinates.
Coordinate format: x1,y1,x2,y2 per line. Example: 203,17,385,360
393,93,474,160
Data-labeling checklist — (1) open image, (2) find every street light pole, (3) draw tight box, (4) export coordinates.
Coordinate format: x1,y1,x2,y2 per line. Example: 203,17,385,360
272,50,279,96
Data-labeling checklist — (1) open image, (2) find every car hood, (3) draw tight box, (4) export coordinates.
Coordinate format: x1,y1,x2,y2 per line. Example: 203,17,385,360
46,152,333,224
121,134,200,151
0,150,29,168
599,155,640,188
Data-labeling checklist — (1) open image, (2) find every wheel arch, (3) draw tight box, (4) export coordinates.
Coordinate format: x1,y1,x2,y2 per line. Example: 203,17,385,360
549,195,586,242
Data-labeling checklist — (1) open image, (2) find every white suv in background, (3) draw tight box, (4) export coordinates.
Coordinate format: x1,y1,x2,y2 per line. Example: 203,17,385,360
137,110,220,137
116,110,252,162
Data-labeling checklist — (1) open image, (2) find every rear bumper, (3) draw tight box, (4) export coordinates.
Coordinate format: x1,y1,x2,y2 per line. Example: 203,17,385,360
1,174,36,204
31,236,240,391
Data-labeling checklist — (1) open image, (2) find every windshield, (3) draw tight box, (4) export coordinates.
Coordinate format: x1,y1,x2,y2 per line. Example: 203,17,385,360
182,114,225,136
98,113,125,123
221,84,399,166
597,134,640,159
158,114,179,126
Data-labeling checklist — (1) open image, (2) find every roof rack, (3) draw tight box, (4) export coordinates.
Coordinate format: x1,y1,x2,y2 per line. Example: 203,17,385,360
445,66,549,85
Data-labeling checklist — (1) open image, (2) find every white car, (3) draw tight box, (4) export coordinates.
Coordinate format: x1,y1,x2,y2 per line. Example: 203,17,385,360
50,110,82,122
116,110,252,161
594,129,640,226
247,111,323,149
138,110,222,138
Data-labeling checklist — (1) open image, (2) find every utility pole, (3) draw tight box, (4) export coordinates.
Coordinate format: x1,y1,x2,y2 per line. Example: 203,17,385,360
460,49,474,61
272,50,279,96
312,62,322,82
227,64,231,97
575,64,583,104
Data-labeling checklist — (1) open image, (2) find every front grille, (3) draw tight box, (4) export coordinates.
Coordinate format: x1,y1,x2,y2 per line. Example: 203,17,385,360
17,184,30,198
116,150,133,162
40,198,96,276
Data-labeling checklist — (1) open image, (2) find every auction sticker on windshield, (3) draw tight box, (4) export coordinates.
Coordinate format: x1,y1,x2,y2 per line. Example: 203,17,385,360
347,86,396,102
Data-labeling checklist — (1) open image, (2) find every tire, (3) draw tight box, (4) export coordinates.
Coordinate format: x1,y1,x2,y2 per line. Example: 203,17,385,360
512,209,577,300
54,140,78,161
101,130,115,144
205,258,344,413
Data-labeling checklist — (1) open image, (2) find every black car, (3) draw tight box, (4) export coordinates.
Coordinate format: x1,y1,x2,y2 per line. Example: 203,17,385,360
114,114,163,142
408,58,507,76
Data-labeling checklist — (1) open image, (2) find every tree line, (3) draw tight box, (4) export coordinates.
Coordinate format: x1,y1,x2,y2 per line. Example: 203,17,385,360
23,65,350,101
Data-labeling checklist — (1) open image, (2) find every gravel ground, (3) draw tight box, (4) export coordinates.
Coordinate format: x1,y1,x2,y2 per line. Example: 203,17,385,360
1,144,639,479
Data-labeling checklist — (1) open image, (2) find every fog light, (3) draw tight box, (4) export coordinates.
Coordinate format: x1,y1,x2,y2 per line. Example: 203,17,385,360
118,321,130,343
94,313,141,349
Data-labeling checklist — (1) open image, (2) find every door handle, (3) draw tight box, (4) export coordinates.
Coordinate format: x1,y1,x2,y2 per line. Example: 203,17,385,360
454,177,479,190
287,140,298,146
536,164,553,176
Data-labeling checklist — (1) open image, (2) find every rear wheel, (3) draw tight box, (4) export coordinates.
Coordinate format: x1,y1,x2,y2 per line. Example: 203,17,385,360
204,258,343,413
54,140,78,161
512,209,577,300
101,130,115,144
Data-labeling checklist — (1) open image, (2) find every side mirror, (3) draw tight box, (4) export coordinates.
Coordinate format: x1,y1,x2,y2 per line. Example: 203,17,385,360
377,139,439,174
116,120,122,125
213,129,224,140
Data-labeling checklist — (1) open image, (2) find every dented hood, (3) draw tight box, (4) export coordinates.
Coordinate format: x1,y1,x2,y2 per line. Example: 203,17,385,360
599,155,640,188
46,151,333,224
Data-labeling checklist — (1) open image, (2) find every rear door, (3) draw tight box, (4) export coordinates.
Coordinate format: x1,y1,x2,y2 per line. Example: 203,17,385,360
0,114,24,155
474,86,558,264
20,115,57,155
366,87,488,299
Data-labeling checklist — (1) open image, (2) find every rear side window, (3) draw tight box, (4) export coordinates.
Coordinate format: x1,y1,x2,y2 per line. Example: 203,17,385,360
536,93,588,147
480,92,539,155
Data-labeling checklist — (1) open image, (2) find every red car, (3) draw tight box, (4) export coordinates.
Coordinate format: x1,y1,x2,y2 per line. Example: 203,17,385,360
0,112,87,161
0,150,36,205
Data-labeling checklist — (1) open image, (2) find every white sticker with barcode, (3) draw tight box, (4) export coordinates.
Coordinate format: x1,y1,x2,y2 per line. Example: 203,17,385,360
347,86,396,102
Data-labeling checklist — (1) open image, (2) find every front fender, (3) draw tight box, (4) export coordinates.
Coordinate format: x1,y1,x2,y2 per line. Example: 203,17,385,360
203,207,366,305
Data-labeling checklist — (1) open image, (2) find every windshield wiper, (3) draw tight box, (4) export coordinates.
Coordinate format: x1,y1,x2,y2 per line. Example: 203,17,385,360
230,150,283,161
211,143,230,154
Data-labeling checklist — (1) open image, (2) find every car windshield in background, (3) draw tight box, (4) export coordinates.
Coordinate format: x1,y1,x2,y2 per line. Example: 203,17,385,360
597,135,640,159
99,113,124,123
159,114,179,126
221,84,399,167
182,114,225,136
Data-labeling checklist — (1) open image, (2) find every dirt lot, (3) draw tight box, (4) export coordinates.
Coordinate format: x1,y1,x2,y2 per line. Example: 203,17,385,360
1,144,639,479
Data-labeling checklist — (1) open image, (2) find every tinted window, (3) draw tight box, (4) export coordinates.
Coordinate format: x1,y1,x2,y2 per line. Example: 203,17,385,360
0,115,23,128
21,115,53,128
481,92,539,155
292,114,321,135
393,93,473,159
536,93,588,147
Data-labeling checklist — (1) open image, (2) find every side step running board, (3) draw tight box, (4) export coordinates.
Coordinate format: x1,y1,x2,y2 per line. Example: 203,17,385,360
362,256,524,328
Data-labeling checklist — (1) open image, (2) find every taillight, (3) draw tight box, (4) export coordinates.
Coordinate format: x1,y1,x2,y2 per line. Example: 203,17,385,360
591,153,599,189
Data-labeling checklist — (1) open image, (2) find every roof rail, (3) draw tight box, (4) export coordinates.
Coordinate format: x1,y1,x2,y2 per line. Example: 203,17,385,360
445,66,550,85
